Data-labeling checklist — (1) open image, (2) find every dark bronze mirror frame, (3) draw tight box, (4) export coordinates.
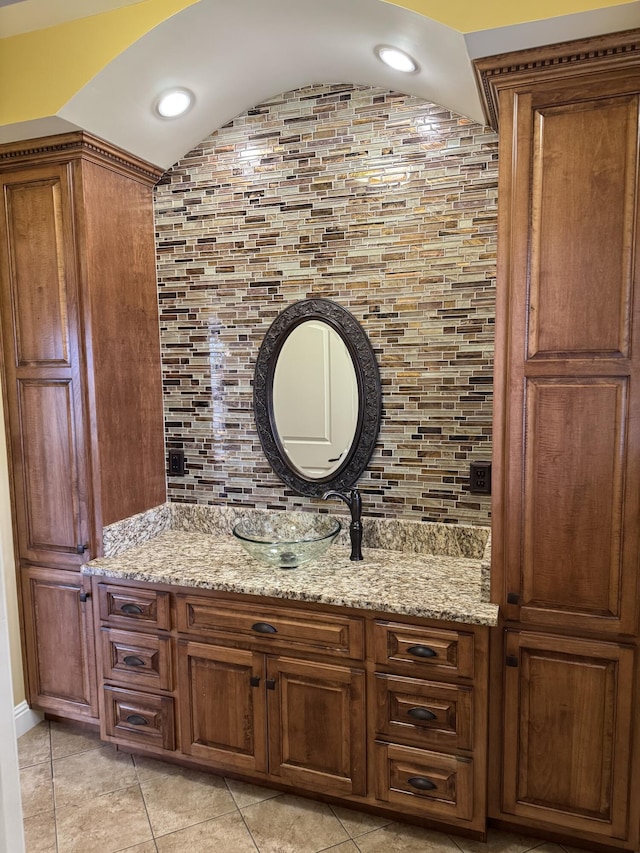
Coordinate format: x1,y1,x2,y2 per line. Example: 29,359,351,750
253,298,382,497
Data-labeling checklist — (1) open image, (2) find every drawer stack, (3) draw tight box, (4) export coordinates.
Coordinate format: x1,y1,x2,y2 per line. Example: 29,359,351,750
97,583,177,754
369,620,488,833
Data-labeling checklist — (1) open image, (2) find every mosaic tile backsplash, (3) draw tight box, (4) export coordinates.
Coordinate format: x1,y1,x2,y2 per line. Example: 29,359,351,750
155,83,497,525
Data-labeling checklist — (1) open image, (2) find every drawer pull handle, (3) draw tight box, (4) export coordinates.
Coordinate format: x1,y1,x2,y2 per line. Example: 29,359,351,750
407,706,437,722
120,603,144,615
407,776,437,791
126,714,148,726
123,655,146,668
252,622,277,634
407,645,438,659
79,591,90,603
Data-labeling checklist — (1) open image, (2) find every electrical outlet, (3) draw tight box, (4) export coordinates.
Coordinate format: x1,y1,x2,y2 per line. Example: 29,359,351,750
168,449,185,477
469,461,491,495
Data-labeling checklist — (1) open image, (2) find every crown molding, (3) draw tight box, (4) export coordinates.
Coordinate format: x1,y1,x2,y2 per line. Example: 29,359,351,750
0,131,163,184
474,27,640,130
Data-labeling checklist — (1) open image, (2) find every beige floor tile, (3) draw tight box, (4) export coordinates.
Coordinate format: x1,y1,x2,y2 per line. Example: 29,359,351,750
55,784,152,853
356,821,460,852
141,766,237,836
225,777,282,808
533,846,567,853
53,744,137,809
321,843,359,852
18,721,51,769
455,829,547,853
23,809,56,853
156,811,257,852
116,842,158,852
50,719,103,759
241,793,349,853
330,805,392,838
20,761,54,819
133,753,185,784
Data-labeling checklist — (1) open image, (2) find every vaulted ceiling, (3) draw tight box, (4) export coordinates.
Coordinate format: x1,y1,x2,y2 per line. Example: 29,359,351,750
1,0,638,168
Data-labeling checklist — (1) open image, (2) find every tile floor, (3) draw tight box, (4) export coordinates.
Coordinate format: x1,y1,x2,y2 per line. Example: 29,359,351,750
18,721,585,853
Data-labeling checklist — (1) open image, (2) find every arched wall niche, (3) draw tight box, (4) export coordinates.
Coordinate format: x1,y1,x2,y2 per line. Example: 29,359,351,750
155,82,497,525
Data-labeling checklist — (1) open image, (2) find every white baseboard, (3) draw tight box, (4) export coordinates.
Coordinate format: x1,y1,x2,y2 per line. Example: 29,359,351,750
13,701,43,738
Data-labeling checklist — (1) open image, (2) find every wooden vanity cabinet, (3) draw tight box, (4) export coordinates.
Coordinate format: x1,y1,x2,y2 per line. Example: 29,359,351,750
92,577,490,836
475,30,640,850
0,133,166,721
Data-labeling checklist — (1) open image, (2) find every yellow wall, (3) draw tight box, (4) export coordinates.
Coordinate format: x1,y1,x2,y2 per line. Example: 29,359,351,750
386,0,638,31
0,0,198,125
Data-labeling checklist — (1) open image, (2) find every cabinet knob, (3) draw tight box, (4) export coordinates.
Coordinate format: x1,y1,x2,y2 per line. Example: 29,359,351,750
407,645,437,659
407,776,437,791
120,603,144,615
123,655,145,668
252,622,277,634
79,591,90,603
76,543,89,555
507,592,521,605
407,706,437,722
126,714,148,726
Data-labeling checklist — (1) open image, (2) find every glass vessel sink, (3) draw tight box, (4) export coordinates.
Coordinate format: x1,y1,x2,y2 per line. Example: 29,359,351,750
232,513,341,569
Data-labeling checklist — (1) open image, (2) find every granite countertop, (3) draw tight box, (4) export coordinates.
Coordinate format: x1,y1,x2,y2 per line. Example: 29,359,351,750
83,529,499,627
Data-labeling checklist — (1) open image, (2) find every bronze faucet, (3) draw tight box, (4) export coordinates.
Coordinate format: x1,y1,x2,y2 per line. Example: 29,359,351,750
322,488,363,561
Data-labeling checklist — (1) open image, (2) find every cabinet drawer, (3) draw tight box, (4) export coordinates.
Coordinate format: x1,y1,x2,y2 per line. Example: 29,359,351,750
373,673,473,750
374,741,473,822
177,595,364,659
103,686,175,751
101,628,172,691
98,584,171,631
373,621,474,678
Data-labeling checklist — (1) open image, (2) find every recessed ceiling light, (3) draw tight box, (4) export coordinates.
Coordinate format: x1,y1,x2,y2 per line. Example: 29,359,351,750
155,88,194,119
375,46,418,74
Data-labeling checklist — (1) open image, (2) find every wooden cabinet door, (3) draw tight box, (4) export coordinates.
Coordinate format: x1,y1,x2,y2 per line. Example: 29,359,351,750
267,656,366,796
0,164,91,566
502,631,634,840
494,78,640,635
21,566,97,720
177,640,267,774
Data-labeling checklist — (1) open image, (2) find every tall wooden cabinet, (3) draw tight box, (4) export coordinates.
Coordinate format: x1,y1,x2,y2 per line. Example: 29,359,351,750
0,133,166,721
476,30,640,850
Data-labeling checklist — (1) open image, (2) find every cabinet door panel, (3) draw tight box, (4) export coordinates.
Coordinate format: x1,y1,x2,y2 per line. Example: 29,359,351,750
267,657,366,796
497,84,640,635
21,566,97,720
519,378,627,627
1,169,75,368
528,96,637,358
502,631,633,839
16,378,89,561
177,640,266,773
0,164,90,567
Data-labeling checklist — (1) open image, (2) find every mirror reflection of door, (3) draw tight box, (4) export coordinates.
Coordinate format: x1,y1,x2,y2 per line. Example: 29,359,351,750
273,320,358,478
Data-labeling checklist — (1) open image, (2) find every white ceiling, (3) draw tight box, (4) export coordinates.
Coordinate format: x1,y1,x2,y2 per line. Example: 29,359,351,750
2,0,639,169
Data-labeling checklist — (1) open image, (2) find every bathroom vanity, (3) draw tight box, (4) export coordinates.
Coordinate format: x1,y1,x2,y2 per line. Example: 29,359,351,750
82,517,496,838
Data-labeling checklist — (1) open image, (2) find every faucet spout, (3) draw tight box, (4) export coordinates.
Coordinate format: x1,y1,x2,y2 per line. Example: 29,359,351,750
322,488,363,561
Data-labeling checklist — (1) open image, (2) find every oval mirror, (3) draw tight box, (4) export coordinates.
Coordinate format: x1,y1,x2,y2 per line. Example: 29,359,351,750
254,299,381,497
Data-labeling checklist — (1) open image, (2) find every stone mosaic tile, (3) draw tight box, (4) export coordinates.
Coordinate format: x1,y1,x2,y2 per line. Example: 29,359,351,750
154,83,497,526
